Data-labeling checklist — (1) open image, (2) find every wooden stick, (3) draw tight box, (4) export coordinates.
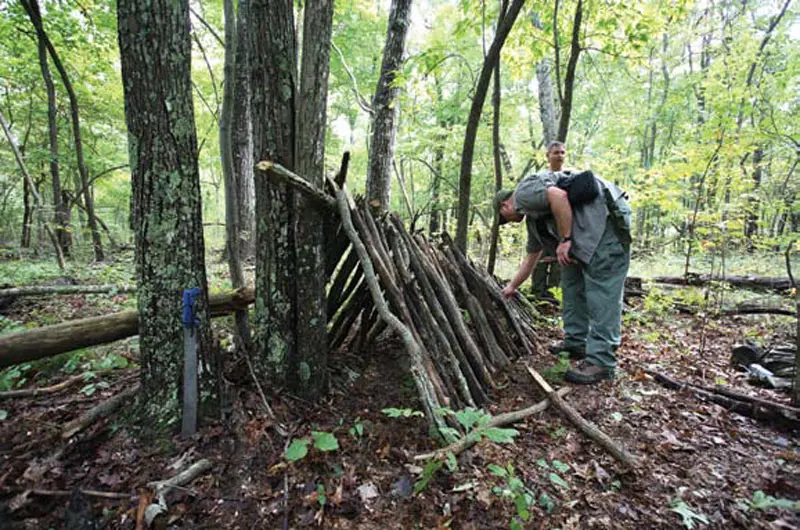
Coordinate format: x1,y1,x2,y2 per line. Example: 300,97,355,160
525,364,640,468
147,458,212,495
256,161,336,210
414,386,572,461
62,384,139,439
335,187,447,433
0,374,85,399
22,488,132,500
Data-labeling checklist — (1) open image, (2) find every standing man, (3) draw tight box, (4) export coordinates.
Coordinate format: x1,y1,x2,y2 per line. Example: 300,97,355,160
493,141,631,384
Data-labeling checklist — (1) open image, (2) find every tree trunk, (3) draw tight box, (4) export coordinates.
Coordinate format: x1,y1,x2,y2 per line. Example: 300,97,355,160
118,0,215,430
556,0,583,143
247,0,337,398
454,0,526,253
22,0,104,261
745,146,763,253
366,0,413,213
487,0,508,276
531,12,558,145
294,0,334,398
220,0,251,352
22,0,71,257
232,0,255,259
0,111,65,270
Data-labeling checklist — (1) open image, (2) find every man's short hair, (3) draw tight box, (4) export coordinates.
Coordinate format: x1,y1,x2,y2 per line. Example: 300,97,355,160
546,141,565,153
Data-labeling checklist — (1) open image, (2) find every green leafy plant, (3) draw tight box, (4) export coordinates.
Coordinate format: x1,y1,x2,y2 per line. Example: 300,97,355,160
284,431,340,462
489,462,537,530
739,490,799,512
348,417,365,440
0,364,31,391
543,353,572,383
643,287,674,317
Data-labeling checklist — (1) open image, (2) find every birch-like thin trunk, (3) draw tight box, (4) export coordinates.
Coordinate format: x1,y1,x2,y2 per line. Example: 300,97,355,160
366,0,413,213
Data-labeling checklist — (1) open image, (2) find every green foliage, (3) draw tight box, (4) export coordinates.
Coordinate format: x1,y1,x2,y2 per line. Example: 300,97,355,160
414,458,444,494
284,431,340,462
489,462,537,530
543,353,572,383
739,490,800,512
643,287,674,318
0,364,31,391
670,500,709,529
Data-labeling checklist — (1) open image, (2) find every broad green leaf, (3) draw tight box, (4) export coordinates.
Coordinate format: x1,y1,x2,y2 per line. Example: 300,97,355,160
285,439,310,462
481,427,519,444
0,409,8,420
671,501,709,529
548,473,569,489
487,464,507,477
552,460,570,473
311,431,339,452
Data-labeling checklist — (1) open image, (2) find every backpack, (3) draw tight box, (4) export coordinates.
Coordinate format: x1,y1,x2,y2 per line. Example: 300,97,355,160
556,170,600,207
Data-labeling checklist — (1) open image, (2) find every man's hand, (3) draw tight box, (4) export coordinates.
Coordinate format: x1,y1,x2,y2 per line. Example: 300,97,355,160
556,240,574,266
502,284,517,298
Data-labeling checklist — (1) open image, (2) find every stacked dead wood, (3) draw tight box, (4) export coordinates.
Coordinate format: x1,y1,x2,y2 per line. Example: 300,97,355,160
325,196,539,416
257,162,541,429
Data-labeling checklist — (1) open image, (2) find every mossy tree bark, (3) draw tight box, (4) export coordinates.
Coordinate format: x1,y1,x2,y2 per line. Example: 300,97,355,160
117,0,215,430
250,0,333,399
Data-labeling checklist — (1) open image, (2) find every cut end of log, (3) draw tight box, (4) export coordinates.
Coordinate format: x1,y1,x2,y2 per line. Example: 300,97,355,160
255,160,274,172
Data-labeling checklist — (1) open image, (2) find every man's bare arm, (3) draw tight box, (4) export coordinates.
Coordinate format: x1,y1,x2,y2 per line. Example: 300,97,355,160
546,187,575,266
502,250,542,298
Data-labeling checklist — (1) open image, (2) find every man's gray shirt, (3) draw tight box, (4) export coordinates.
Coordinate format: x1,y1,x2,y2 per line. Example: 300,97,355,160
514,170,626,264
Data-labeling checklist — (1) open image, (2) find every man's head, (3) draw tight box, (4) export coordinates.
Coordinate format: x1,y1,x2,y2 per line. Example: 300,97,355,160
547,141,566,171
494,189,523,225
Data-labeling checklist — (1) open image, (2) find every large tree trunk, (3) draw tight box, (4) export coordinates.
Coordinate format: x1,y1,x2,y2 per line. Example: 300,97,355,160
365,0,413,213
22,0,104,261
220,0,251,352
250,0,298,383
22,0,70,257
293,0,334,398
118,0,215,430
454,0,526,253
232,0,255,259
556,0,583,143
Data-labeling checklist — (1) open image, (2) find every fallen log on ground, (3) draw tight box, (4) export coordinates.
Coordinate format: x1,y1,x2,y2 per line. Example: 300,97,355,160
647,370,800,429
0,288,255,368
525,364,640,468
414,386,571,461
0,284,136,298
647,274,792,292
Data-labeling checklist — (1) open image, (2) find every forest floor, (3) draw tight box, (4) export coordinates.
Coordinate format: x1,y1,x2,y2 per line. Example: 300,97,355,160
1,256,799,529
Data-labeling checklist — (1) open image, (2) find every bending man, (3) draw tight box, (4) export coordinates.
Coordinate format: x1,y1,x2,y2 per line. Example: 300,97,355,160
494,141,631,385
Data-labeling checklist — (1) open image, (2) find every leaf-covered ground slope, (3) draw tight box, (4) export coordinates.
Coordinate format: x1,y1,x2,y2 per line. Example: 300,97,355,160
0,280,798,529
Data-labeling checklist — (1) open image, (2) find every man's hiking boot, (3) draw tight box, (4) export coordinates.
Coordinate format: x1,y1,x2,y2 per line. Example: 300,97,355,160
548,342,585,360
565,361,615,385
